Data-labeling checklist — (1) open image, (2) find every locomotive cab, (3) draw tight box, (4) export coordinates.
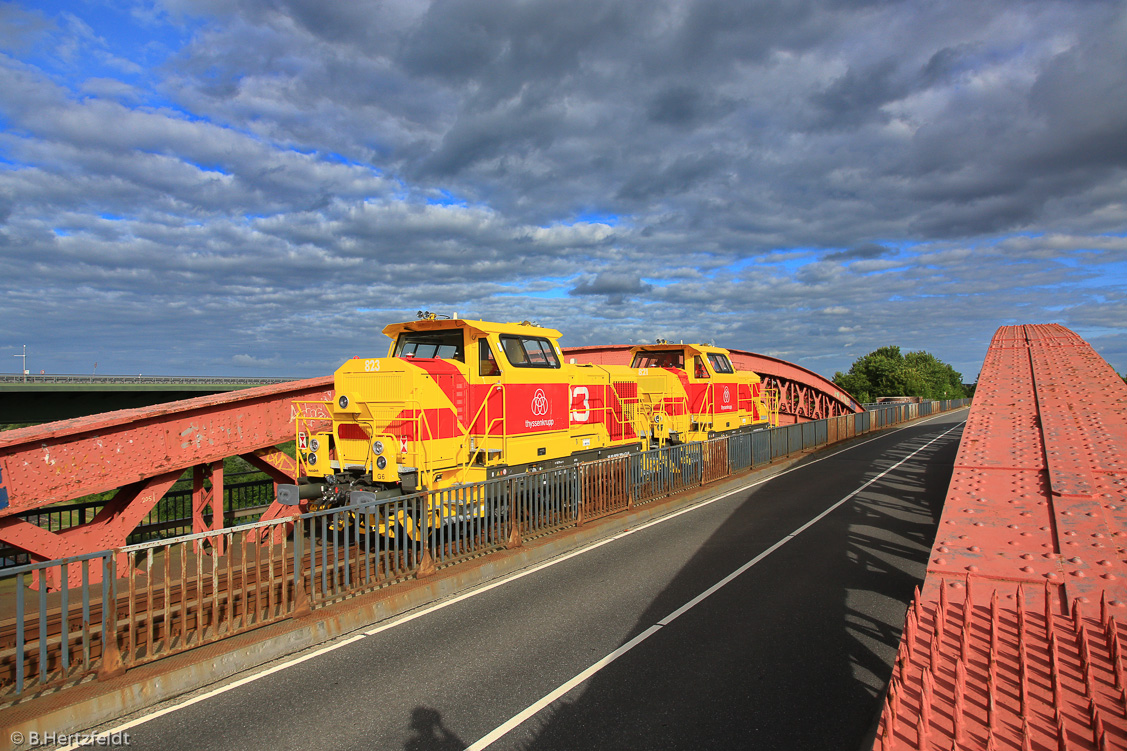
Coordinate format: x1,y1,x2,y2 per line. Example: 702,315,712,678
629,343,774,444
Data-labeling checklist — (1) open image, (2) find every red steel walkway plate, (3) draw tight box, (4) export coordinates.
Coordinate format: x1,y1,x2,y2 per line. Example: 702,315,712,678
875,324,1127,751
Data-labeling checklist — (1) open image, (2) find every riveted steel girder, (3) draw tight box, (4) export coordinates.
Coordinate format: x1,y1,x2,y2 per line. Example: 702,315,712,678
875,323,1127,751
0,377,333,573
0,377,332,516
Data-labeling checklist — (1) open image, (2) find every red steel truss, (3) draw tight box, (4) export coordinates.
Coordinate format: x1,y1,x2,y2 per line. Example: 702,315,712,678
561,345,863,423
874,324,1127,751
0,377,332,586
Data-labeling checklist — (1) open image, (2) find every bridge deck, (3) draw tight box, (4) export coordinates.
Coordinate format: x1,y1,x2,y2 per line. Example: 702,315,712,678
0,407,967,750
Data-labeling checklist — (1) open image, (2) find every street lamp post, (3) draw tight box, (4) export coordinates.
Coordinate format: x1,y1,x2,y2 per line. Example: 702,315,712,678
13,344,27,382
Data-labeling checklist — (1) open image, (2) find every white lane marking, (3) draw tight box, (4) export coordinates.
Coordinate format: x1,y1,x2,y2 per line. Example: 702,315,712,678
465,624,665,751
464,420,965,750
57,632,370,748
62,410,966,750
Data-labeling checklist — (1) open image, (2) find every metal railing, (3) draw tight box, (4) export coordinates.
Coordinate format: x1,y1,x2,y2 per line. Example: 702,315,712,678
0,374,296,386
0,398,970,702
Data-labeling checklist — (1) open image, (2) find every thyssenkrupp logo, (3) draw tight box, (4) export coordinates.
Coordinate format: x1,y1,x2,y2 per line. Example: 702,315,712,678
532,388,549,416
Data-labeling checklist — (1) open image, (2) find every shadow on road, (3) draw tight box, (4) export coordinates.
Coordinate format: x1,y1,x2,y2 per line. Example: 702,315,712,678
404,706,465,751
507,419,963,750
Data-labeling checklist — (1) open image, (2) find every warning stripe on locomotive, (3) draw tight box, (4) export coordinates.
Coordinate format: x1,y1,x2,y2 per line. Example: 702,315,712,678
386,368,637,441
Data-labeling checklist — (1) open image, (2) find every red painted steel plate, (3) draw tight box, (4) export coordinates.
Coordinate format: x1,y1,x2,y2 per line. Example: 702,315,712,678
875,324,1127,751
0,377,333,515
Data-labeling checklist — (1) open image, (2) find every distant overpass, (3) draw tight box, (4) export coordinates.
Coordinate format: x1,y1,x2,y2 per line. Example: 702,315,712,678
0,374,297,423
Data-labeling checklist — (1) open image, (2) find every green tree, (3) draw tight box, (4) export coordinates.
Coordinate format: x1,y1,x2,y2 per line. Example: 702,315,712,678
833,346,967,403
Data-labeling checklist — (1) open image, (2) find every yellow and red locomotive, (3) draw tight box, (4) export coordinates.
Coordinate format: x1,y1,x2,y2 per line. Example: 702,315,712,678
283,315,777,511
628,341,776,445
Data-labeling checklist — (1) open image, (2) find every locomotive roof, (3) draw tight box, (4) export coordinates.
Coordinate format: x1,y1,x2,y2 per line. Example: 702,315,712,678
382,318,563,340
629,342,732,356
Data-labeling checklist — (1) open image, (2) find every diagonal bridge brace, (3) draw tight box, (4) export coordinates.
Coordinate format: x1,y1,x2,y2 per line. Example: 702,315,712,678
0,378,333,587
0,471,181,589
241,447,306,543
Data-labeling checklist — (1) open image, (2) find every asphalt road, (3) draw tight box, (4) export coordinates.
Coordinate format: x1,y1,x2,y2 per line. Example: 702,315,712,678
75,409,966,751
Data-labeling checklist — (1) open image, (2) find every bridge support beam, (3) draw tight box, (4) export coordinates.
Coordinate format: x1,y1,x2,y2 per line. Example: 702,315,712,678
0,472,180,588
192,462,225,554
242,448,305,542
0,377,333,588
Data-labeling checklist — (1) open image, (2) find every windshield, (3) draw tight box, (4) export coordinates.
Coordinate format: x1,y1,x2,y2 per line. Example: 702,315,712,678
499,335,560,368
707,353,734,374
394,330,465,361
631,350,685,369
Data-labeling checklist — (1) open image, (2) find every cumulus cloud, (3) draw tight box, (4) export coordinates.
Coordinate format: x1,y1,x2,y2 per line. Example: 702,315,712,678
569,271,655,306
0,2,51,52
232,353,277,368
825,244,890,262
0,0,1125,383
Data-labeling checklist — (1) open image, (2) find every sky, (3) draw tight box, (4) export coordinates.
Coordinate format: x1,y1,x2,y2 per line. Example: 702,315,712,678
1,0,1125,386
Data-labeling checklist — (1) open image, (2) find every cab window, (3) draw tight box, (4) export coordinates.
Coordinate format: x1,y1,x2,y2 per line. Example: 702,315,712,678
694,356,710,378
707,353,734,374
479,339,500,376
499,335,560,368
394,329,464,361
631,350,685,369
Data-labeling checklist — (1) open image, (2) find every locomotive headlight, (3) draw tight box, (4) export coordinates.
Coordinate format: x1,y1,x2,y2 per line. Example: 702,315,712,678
376,456,387,470
308,452,318,466
338,395,349,409
373,440,384,455
310,437,321,452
